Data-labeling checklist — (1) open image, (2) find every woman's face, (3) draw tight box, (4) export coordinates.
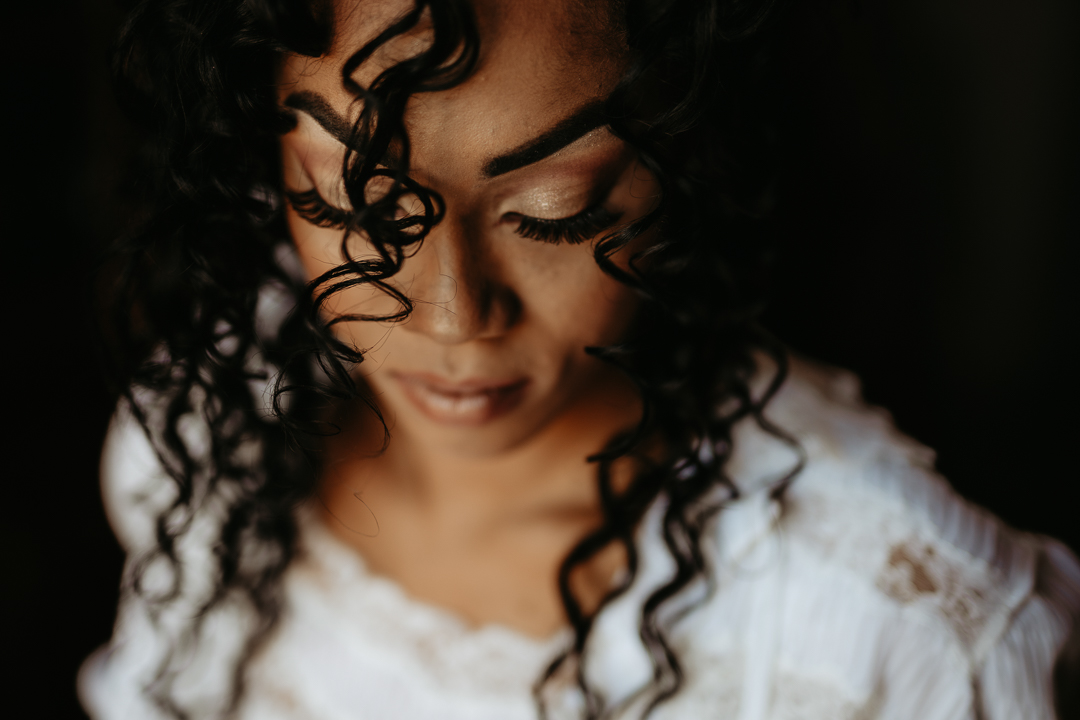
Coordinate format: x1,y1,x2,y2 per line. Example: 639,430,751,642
278,0,657,458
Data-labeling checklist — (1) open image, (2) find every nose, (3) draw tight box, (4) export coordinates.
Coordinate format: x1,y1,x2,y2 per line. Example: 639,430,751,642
403,216,520,345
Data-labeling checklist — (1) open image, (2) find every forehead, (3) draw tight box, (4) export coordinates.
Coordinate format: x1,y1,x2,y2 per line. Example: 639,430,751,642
279,0,625,182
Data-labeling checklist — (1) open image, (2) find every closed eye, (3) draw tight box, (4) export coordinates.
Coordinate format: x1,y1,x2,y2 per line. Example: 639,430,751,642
286,184,425,234
289,184,623,246
287,188,354,229
511,204,623,245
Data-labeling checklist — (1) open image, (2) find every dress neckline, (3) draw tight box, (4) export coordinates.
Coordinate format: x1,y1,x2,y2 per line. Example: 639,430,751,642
293,502,575,655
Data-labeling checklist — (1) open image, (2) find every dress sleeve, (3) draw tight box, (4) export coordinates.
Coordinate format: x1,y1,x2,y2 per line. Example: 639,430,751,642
79,401,237,720
78,402,174,719
97,400,178,555
978,539,1080,720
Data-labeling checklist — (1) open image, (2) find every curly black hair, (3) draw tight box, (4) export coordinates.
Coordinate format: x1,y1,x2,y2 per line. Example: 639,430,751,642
103,0,798,717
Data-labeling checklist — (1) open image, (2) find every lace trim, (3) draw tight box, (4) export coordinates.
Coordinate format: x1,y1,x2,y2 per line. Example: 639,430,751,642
781,475,1026,658
287,505,571,695
770,670,873,720
645,654,875,720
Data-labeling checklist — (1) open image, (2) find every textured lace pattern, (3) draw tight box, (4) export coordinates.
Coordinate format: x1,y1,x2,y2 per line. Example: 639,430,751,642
80,359,1080,720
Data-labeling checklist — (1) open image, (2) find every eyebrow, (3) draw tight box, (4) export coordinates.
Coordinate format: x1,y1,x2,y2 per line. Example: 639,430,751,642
284,91,356,148
284,90,608,179
482,101,608,178
285,90,405,171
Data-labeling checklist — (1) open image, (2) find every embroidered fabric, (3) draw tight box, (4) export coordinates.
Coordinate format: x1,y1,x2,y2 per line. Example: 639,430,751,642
79,359,1080,720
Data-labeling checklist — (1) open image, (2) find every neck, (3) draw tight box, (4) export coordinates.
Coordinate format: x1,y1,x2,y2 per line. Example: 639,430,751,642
324,369,639,524
313,370,643,636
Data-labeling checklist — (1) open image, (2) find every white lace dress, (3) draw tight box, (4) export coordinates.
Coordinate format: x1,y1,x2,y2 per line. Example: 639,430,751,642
79,360,1080,719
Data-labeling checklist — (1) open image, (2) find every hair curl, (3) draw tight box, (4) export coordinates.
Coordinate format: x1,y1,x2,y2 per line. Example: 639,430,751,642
103,0,797,717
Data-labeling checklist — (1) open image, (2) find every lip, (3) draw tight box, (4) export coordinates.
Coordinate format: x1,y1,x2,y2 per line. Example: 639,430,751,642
390,372,530,426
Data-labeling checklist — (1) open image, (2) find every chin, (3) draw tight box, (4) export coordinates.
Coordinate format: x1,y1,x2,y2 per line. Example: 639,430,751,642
423,424,546,459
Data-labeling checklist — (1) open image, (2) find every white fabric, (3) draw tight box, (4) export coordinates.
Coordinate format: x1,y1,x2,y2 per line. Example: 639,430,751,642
79,358,1080,719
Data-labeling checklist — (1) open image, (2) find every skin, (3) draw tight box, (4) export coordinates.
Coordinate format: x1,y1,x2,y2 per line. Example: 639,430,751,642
278,0,659,638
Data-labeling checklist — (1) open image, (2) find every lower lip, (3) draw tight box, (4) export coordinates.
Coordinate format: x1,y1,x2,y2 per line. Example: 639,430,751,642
392,374,529,426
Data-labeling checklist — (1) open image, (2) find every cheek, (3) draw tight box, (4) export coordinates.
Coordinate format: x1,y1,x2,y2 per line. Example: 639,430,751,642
512,163,656,348
285,207,404,344
512,243,639,349
286,206,342,285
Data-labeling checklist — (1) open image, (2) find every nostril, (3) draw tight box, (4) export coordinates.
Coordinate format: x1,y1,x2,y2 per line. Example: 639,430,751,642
398,215,519,344
405,275,520,345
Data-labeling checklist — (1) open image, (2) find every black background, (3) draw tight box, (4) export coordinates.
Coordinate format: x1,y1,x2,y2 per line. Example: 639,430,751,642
2,0,1077,717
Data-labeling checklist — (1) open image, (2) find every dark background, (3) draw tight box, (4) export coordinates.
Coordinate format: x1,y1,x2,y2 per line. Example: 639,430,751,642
2,0,1076,716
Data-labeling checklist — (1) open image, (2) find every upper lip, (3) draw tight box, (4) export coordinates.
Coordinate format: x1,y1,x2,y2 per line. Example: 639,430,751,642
389,371,528,395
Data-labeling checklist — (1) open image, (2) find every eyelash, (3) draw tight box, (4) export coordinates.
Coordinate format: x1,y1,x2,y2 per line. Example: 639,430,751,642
286,188,354,229
513,204,623,245
287,187,622,246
